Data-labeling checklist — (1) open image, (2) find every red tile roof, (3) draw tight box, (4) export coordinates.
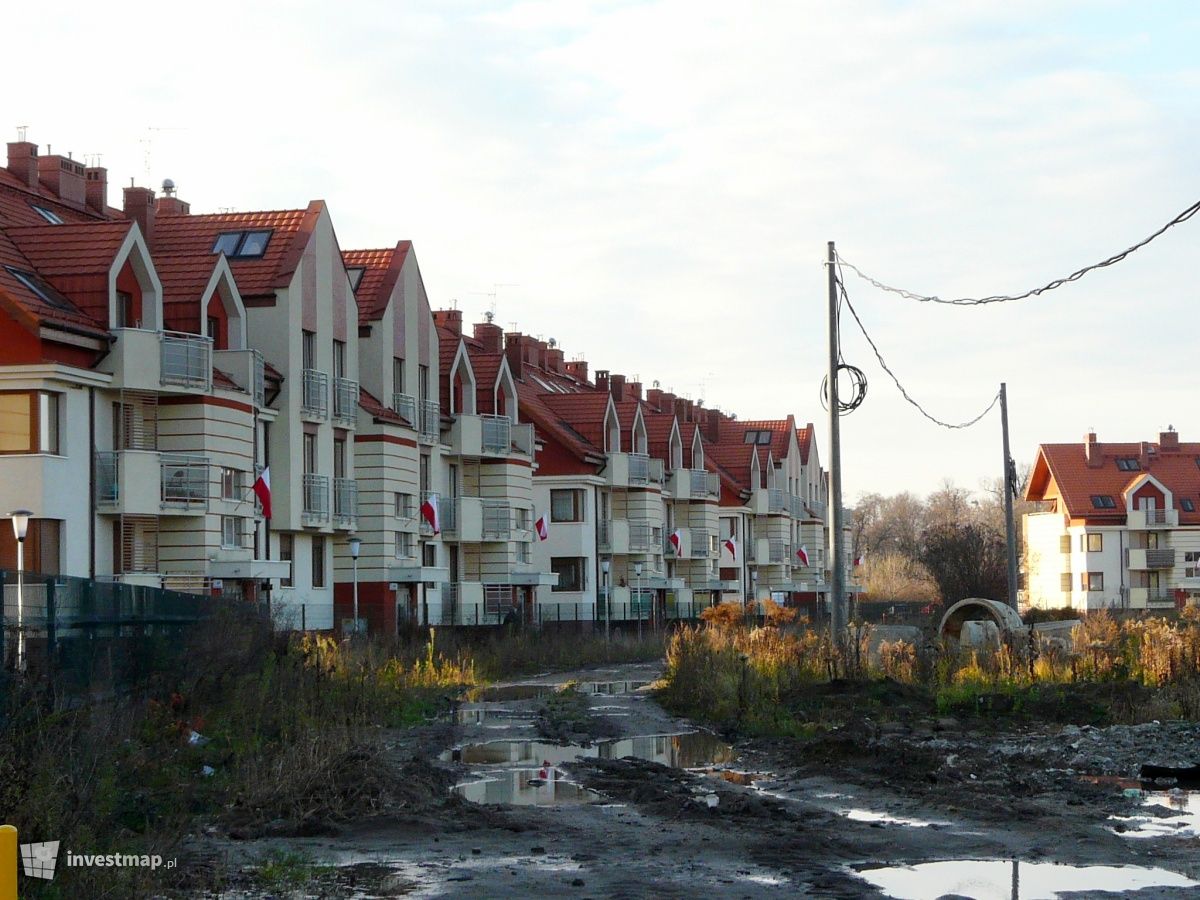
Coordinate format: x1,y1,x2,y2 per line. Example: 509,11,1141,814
796,424,813,464
343,242,412,323
541,392,613,451
359,387,408,426
738,416,796,460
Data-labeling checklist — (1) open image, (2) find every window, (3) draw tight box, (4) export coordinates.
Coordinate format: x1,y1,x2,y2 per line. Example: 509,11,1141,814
393,357,405,394
333,340,346,379
312,535,326,588
0,518,61,575
302,330,316,370
517,543,531,564
221,467,240,500
347,266,365,291
1087,533,1103,553
221,516,242,548
279,534,294,587
394,492,415,518
742,430,772,445
1059,535,1071,553
419,364,430,401
395,531,415,559
303,433,317,474
514,508,531,531
757,432,772,445
422,542,437,567
3,266,73,310
0,391,59,454
1090,495,1116,509
30,204,64,224
1183,499,1196,512
211,230,272,258
115,290,135,328
550,489,584,523
1186,552,1200,564
551,557,586,592
1082,571,1103,592
1060,573,1072,592
1115,458,1140,471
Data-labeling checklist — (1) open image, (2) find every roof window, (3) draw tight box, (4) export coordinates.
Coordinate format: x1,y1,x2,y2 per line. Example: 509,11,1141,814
742,430,774,445
1090,494,1116,509
1115,457,1140,471
3,265,74,310
30,205,64,225
1182,498,1195,512
346,266,365,291
212,230,272,259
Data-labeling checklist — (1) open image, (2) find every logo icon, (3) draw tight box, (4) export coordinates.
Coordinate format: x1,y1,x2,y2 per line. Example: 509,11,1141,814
19,841,59,880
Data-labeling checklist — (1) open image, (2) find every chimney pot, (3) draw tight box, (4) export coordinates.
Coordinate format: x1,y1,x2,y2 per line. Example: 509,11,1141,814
434,308,462,336
84,166,108,214
123,185,157,245
474,320,503,353
37,154,87,207
505,332,525,381
1160,428,1180,451
595,369,610,394
565,359,589,382
609,373,626,401
7,141,39,189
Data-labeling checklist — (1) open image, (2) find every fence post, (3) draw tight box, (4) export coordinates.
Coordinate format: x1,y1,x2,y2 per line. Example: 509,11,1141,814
46,579,56,675
301,604,306,631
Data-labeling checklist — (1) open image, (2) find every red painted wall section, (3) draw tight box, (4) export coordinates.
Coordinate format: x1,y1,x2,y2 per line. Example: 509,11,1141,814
1131,482,1165,509
115,259,143,327
534,433,594,476
206,292,228,350
0,310,42,363
333,581,418,635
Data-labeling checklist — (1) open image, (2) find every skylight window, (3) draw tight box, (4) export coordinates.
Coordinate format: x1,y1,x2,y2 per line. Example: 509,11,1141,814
757,432,772,445
346,266,365,291
1090,495,1116,509
1115,457,1140,471
30,205,64,224
743,430,759,444
1182,498,1195,512
3,265,73,310
212,230,272,259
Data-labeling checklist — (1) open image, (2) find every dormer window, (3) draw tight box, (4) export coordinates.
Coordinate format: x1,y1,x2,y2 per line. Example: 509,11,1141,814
347,267,365,291
212,230,272,259
1090,495,1116,509
30,205,64,224
1115,457,1140,471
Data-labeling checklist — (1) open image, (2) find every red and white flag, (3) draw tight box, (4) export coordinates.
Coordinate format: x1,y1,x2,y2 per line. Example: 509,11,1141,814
420,493,441,535
668,529,684,557
535,513,549,541
253,467,272,519
854,551,865,567
722,537,737,560
796,545,810,567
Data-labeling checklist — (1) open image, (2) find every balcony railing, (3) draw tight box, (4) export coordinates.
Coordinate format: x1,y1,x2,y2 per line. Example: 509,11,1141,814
160,455,208,507
95,451,119,504
691,531,711,558
160,331,212,389
301,369,328,418
689,469,719,498
598,518,611,549
440,495,458,533
767,489,788,514
629,453,650,485
768,540,790,563
629,522,653,552
484,583,514,614
303,474,329,521
482,500,512,539
419,399,440,444
481,414,511,454
332,377,359,424
333,477,358,526
392,392,416,425
807,499,826,519
512,422,534,456
252,350,265,407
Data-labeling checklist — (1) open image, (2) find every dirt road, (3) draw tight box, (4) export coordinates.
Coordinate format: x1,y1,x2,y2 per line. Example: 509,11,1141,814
201,662,1200,898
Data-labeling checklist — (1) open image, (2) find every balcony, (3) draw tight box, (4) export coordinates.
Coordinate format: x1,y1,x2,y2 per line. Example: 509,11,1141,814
768,489,788,514
768,540,790,564
419,400,441,444
670,468,720,500
1126,548,1175,569
96,451,209,515
629,453,650,485
599,518,612,550
1127,508,1179,529
1128,587,1177,608
807,499,826,519
213,348,265,407
392,392,416,426
482,500,512,539
481,414,511,454
159,331,212,389
629,522,654,552
301,369,329,419
161,455,209,508
448,413,533,457
333,477,358,528
691,531,711,558
302,473,329,523
332,377,359,426
100,328,213,393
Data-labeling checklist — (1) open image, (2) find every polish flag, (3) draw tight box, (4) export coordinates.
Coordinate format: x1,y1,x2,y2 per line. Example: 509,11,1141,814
535,514,549,541
854,551,865,567
420,493,441,535
252,467,272,519
668,529,684,557
796,545,810,567
722,537,737,560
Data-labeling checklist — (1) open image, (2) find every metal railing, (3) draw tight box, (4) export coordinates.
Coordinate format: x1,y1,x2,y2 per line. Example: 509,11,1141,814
439,495,458,533
789,496,804,518
303,473,329,520
807,500,826,519
1146,591,1176,607
481,414,511,453
1145,509,1171,525
629,453,650,485
482,500,511,539
301,369,328,418
484,584,513,614
440,583,460,624
1127,548,1176,568
160,331,212,389
768,540,790,563
251,350,265,407
629,522,653,552
95,451,119,504
767,489,788,513
598,518,611,549
648,458,665,483
419,399,440,444
690,469,719,497
333,477,358,525
392,392,416,425
332,376,359,423
160,455,208,507
691,531,711,558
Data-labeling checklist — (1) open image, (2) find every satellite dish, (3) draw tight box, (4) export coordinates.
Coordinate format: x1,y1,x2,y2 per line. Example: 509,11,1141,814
161,178,176,196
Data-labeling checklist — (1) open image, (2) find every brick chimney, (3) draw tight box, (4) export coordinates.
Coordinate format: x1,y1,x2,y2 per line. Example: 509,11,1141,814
156,195,190,216
565,359,588,382
38,154,87,208
1140,441,1154,470
7,141,39,189
505,332,524,380
628,381,642,401
434,308,462,336
528,338,547,369
545,343,564,373
609,373,626,401
646,388,665,410
1084,431,1103,468
704,409,724,443
474,319,503,353
123,185,156,244
674,398,692,423
595,369,610,394
1160,427,1180,451
84,166,108,214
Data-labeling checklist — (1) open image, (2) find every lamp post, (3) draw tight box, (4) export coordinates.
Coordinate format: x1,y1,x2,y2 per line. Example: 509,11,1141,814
750,568,758,622
634,561,643,641
601,558,611,643
10,510,31,673
348,536,362,636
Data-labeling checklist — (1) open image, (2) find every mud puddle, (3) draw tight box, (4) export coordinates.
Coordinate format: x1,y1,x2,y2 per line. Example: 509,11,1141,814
453,705,534,726
1112,789,1200,839
854,859,1200,899
466,680,650,702
452,767,603,806
444,730,732,769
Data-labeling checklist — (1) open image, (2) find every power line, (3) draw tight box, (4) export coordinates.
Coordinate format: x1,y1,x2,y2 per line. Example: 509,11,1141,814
837,197,1200,306
835,262,1000,429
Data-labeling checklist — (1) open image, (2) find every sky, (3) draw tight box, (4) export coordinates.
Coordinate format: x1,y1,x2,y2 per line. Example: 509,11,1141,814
5,1,1200,501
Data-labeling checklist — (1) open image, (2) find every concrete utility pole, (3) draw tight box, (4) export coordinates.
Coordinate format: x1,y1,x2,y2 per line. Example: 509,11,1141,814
1000,383,1018,610
827,242,846,641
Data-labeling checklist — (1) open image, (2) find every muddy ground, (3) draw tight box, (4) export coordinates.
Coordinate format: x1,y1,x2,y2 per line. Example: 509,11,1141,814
191,662,1200,898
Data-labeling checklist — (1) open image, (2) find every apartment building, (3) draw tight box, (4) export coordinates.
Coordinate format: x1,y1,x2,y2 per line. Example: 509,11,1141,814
1024,429,1200,612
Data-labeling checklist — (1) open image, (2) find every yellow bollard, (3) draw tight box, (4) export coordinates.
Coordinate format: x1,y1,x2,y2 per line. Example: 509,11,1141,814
0,824,16,900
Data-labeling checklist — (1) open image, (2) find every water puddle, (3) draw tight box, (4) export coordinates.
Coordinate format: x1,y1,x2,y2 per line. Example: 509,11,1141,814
443,731,733,769
842,809,947,828
466,680,650,702
452,767,602,806
454,706,534,726
854,859,1199,899
1112,789,1200,839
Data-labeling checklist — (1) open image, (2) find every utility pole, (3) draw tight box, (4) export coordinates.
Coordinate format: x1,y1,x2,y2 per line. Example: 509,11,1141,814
1000,383,1018,610
827,241,846,642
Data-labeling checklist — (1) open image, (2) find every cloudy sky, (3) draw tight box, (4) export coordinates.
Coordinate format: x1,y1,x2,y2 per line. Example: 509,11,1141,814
5,1,1198,500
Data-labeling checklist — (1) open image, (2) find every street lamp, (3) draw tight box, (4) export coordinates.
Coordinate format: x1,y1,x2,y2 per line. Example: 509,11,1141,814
750,568,758,620
601,558,611,643
10,510,31,673
634,561,643,641
348,536,362,636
